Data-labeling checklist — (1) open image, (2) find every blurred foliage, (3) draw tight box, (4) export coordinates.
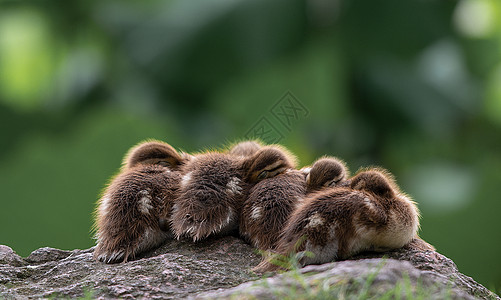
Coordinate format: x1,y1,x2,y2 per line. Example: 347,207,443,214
0,0,500,291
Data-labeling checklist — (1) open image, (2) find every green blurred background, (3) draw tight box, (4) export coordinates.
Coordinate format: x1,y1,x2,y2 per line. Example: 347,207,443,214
1,0,500,292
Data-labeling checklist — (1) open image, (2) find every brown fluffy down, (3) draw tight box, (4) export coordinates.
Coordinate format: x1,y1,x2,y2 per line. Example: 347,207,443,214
240,170,306,251
240,155,350,253
93,140,188,263
171,145,297,242
94,164,182,263
254,169,420,273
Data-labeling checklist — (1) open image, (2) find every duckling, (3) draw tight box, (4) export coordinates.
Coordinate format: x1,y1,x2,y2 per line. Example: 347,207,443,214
93,140,189,263
254,168,419,272
124,140,185,169
240,156,349,251
306,156,349,193
244,145,297,183
228,140,263,157
171,145,295,242
239,169,304,251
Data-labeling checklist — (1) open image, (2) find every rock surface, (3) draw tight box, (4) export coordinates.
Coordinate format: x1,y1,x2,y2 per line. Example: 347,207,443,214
0,237,499,299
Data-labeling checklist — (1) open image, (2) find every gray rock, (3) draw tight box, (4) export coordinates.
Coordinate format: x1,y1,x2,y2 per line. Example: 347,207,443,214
194,259,476,300
0,245,25,267
0,237,260,299
0,237,498,299
25,247,72,264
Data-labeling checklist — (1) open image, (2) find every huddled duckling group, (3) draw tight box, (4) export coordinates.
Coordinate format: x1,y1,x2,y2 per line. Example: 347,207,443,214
93,140,428,272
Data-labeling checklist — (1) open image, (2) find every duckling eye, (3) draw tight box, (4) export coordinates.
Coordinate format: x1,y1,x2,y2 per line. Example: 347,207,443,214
257,170,268,180
157,161,171,167
324,175,344,187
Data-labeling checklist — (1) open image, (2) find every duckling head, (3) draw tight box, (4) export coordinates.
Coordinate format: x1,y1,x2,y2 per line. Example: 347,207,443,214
306,157,349,191
124,140,184,169
350,168,397,198
244,145,297,183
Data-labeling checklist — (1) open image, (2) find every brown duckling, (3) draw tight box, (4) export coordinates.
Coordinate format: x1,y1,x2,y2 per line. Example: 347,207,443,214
93,140,189,263
254,168,419,272
170,145,295,242
306,156,349,193
124,140,185,169
240,156,349,251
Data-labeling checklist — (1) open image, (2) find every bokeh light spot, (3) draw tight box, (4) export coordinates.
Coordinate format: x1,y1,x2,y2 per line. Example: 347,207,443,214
0,9,54,111
453,0,499,38
404,163,477,214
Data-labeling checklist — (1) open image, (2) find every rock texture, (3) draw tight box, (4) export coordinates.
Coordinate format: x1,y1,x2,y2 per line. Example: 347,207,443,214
0,237,499,299
0,237,260,299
